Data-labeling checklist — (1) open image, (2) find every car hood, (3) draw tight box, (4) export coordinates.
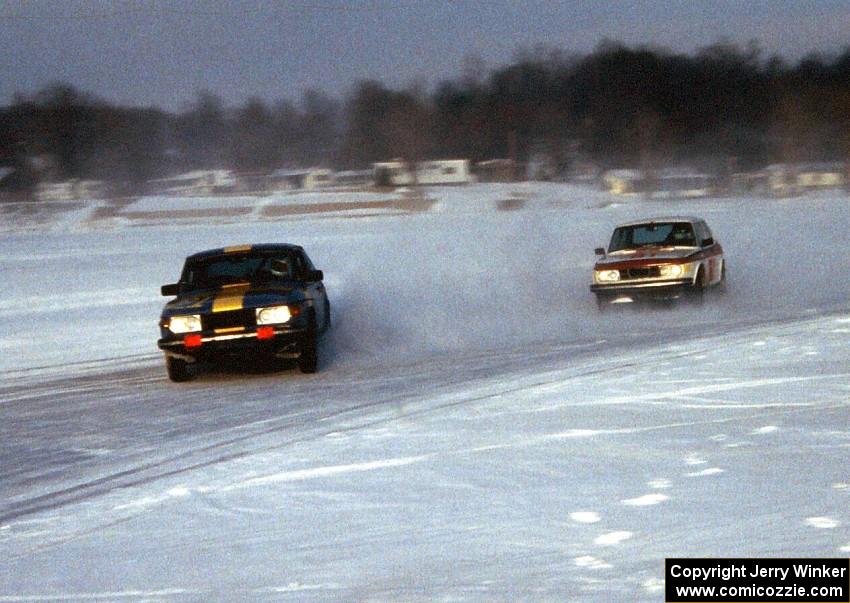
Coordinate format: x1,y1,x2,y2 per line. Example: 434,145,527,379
595,247,698,268
161,284,306,317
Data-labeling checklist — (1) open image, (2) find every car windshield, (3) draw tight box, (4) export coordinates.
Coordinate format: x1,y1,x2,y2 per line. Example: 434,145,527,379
608,222,697,252
181,253,293,290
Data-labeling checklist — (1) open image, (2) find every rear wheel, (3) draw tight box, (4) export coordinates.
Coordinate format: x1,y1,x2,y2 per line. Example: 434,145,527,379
165,355,191,382
298,314,319,374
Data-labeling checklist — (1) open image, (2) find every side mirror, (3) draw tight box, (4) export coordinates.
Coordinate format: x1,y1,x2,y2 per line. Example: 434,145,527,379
701,237,714,247
161,283,179,296
306,269,324,282
594,247,606,256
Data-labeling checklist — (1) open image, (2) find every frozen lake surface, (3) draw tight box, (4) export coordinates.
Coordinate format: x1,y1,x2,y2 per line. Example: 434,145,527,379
1,184,848,601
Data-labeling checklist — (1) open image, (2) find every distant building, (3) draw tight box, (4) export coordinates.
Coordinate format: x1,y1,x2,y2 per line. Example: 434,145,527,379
149,170,235,196
474,159,517,183
34,179,108,201
526,151,557,181
332,170,373,188
373,161,414,187
267,168,334,191
602,168,715,198
567,159,601,184
601,169,644,195
729,172,769,195
652,169,716,199
761,164,800,197
373,159,472,187
415,160,472,185
796,162,846,190
230,171,269,194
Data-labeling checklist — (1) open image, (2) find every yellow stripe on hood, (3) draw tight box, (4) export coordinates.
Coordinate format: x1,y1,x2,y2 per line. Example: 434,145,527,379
212,283,251,312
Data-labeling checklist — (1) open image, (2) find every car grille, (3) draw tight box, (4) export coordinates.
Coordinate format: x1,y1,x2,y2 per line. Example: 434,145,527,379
203,309,256,330
623,266,661,279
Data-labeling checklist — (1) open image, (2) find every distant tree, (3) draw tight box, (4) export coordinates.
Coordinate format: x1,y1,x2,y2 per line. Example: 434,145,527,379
34,83,98,180
433,81,490,162
298,89,340,167
339,81,395,168
338,80,437,183
174,90,229,170
384,88,433,183
83,105,169,193
231,97,275,171
5,38,850,196
636,107,662,195
271,99,301,167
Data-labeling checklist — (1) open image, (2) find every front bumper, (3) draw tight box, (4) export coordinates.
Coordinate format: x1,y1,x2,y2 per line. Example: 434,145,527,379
158,326,308,362
591,279,696,301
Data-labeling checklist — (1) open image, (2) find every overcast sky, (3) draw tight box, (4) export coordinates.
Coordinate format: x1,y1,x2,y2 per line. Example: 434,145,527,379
2,0,849,112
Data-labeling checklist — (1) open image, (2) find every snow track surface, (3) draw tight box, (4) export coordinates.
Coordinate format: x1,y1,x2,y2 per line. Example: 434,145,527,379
1,184,849,600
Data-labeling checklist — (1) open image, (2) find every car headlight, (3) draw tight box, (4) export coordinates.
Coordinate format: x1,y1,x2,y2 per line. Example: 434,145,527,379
659,264,684,278
595,269,620,282
168,314,201,334
256,305,293,325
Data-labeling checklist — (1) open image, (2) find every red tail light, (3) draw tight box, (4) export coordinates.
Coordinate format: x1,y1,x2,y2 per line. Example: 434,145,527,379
184,334,203,348
256,326,275,340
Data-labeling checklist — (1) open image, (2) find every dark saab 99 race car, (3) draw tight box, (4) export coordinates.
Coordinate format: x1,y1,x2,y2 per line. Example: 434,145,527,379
591,217,725,308
158,244,331,381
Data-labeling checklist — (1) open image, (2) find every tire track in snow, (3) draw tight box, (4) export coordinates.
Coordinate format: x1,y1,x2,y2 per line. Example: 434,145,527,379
3,315,848,543
4,366,847,527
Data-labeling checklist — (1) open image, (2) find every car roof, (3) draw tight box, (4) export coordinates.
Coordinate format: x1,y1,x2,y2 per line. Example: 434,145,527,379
614,216,704,228
186,243,303,261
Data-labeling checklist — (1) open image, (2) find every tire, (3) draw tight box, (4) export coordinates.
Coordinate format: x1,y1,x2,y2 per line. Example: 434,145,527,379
298,314,319,374
322,299,331,333
689,268,706,305
166,355,191,382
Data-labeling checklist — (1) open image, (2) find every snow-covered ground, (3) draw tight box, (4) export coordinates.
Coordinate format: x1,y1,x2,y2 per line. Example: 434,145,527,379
1,184,848,601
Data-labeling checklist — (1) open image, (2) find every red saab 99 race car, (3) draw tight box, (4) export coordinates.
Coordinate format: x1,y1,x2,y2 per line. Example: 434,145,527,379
591,217,725,308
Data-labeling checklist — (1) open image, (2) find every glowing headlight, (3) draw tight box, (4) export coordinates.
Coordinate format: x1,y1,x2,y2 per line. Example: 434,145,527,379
596,269,620,282
256,305,292,325
168,314,201,334
659,264,684,278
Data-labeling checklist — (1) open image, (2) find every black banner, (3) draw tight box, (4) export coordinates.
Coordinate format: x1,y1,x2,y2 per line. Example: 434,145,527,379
665,558,849,602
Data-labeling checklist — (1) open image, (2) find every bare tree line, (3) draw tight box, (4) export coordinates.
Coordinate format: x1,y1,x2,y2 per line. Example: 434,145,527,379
2,40,849,196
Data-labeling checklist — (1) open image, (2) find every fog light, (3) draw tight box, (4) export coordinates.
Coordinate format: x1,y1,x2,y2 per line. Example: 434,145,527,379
256,326,275,340
184,334,203,348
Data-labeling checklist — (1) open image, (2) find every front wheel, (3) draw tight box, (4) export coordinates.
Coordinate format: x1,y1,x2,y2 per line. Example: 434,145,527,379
165,355,192,382
322,299,331,333
298,315,319,374
688,268,706,306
